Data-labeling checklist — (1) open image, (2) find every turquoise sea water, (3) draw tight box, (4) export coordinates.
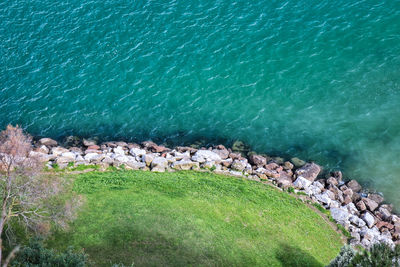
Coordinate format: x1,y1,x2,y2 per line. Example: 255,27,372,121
1,1,400,205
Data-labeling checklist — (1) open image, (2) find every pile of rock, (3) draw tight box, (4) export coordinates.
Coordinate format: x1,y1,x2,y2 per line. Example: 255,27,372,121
30,137,400,248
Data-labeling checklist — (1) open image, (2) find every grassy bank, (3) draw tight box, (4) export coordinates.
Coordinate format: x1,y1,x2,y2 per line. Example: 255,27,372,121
47,170,343,266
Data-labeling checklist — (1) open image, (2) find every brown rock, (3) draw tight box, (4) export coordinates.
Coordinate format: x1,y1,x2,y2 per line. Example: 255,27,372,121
347,180,362,192
342,188,353,198
356,200,367,212
368,193,384,205
276,172,293,188
343,195,352,205
229,152,242,160
265,162,281,171
249,154,267,167
127,143,141,149
87,145,100,150
142,141,169,153
352,192,362,202
295,162,321,182
176,146,197,154
339,185,348,191
331,170,343,181
362,197,379,212
326,177,338,186
377,207,392,221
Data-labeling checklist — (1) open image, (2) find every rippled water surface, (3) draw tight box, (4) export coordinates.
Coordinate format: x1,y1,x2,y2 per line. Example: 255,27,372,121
1,1,400,204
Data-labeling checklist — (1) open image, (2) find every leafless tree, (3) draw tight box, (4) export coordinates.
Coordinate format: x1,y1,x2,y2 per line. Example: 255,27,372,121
0,125,46,266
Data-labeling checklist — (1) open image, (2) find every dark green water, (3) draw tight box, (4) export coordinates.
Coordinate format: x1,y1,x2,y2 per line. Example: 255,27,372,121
1,1,400,204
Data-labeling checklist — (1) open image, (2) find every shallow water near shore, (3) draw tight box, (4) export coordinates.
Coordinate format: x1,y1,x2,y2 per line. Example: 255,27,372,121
1,1,400,206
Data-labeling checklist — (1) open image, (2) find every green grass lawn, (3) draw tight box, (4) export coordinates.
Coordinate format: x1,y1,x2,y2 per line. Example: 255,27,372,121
47,170,343,266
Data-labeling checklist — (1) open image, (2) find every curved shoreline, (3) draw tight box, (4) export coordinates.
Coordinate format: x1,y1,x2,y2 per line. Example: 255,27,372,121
30,136,400,249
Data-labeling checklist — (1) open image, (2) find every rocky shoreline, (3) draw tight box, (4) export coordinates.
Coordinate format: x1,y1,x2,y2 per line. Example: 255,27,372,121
30,137,400,249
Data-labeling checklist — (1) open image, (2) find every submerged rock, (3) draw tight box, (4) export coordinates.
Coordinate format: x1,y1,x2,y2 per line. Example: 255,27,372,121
290,157,306,168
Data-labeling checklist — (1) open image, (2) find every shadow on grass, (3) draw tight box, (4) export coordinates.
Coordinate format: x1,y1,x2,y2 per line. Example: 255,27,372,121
276,243,322,267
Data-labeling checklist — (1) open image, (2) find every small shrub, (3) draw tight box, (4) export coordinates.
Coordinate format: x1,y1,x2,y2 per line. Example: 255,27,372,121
12,238,86,267
67,162,74,168
52,163,60,171
296,191,307,196
329,242,400,267
209,166,216,172
350,242,400,266
287,187,295,193
328,245,356,267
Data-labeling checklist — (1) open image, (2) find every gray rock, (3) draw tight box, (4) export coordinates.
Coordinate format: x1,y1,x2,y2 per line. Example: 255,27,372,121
305,184,321,196
293,177,312,189
330,207,350,225
102,156,114,164
142,154,154,166
28,151,52,162
329,200,340,209
38,138,58,147
151,157,168,172
60,152,76,160
84,153,102,162
35,145,49,154
202,161,216,169
231,159,247,172
51,147,70,156
172,151,191,161
171,160,199,170
350,215,366,227
129,148,146,157
113,146,126,156
378,207,392,221
125,160,146,170
315,192,332,206
362,212,376,228
346,203,360,216
192,150,222,163
295,163,321,182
